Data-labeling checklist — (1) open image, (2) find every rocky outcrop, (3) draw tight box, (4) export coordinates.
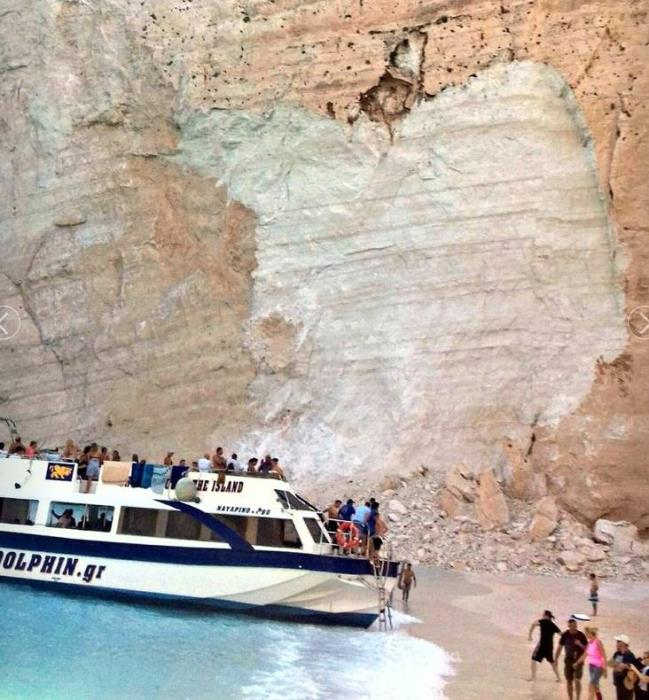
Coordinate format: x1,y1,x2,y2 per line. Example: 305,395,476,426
0,2,647,529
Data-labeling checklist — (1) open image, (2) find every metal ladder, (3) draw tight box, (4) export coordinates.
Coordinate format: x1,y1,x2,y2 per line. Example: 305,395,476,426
373,551,393,631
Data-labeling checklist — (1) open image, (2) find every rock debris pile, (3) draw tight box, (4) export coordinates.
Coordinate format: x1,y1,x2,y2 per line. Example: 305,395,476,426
345,466,649,581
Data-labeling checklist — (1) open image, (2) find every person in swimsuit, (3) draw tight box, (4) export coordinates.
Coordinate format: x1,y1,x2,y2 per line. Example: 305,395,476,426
324,499,342,544
77,445,91,485
83,443,102,493
398,563,416,604
589,573,600,616
574,626,607,700
528,610,561,682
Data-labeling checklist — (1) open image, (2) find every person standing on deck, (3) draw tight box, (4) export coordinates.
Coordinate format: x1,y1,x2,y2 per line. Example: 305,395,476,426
338,499,355,521
528,610,561,682
258,454,272,474
198,453,211,473
211,447,227,472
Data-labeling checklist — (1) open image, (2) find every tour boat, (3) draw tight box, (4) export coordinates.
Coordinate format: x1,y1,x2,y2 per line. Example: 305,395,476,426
0,456,399,627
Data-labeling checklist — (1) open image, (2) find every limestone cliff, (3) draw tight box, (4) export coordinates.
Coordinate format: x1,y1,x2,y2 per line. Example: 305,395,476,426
0,1,647,527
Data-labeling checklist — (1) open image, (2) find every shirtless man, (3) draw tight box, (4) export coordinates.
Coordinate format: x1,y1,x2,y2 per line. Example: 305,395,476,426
270,458,284,477
324,499,342,544
211,447,227,471
399,563,417,603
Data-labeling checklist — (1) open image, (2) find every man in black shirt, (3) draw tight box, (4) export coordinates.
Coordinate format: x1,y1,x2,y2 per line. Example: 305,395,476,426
555,617,588,700
528,609,561,682
608,634,639,700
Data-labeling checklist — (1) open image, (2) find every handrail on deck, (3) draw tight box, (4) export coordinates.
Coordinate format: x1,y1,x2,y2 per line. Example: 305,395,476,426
317,517,394,565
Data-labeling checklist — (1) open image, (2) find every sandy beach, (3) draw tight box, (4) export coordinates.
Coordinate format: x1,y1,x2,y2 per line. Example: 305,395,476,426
403,567,649,699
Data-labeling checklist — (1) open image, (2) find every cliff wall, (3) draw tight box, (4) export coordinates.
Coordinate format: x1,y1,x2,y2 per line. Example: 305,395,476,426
1,1,647,525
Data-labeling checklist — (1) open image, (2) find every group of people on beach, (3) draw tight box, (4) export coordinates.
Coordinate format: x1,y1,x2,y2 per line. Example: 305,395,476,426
528,575,648,700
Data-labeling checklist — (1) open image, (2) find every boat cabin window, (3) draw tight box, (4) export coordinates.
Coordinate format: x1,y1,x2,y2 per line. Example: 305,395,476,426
303,517,328,543
253,518,301,549
48,502,114,532
210,515,302,549
118,507,217,542
118,507,159,537
274,490,317,512
115,507,303,548
0,497,38,525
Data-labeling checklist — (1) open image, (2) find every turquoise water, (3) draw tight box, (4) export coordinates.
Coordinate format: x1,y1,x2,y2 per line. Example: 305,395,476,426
0,584,452,699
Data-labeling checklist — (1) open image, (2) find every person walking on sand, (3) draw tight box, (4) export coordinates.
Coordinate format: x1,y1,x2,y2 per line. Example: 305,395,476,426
609,634,639,700
556,616,588,700
589,573,600,617
528,610,561,682
575,626,607,700
626,650,649,700
398,563,416,604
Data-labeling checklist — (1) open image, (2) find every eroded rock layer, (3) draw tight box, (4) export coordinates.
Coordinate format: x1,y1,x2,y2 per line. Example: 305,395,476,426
1,1,647,525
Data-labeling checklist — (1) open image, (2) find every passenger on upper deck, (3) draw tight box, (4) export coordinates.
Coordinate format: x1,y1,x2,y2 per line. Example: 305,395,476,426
163,451,174,467
211,447,227,471
61,439,78,460
247,457,258,473
77,445,91,482
258,454,272,474
0,442,5,457
228,453,241,470
25,440,38,458
100,446,109,463
270,458,284,477
82,443,102,493
198,453,211,473
8,436,23,455
111,449,121,461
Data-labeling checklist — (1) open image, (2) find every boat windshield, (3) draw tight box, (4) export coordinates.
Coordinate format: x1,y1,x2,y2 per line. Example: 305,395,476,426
274,490,317,512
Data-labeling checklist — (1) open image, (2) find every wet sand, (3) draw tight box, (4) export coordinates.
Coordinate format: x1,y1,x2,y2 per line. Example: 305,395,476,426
402,567,649,699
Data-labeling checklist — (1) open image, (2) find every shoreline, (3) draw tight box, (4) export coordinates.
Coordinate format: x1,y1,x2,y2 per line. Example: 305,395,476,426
398,566,649,699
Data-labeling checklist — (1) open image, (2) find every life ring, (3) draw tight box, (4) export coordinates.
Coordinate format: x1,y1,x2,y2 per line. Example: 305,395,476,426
336,522,361,549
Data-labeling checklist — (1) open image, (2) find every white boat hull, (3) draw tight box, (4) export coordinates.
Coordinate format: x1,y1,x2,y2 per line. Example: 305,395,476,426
0,532,396,626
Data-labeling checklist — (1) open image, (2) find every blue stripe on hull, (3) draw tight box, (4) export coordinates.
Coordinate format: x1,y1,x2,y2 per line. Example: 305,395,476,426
0,575,378,628
0,530,399,578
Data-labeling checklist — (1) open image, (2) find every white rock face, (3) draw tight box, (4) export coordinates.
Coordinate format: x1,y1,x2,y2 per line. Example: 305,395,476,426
176,61,625,488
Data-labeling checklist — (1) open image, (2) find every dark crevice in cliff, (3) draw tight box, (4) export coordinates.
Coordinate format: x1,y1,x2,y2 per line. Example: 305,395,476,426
358,29,428,140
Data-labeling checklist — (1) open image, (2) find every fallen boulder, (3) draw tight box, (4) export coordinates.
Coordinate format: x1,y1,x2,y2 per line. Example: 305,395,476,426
475,468,510,530
529,496,559,541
